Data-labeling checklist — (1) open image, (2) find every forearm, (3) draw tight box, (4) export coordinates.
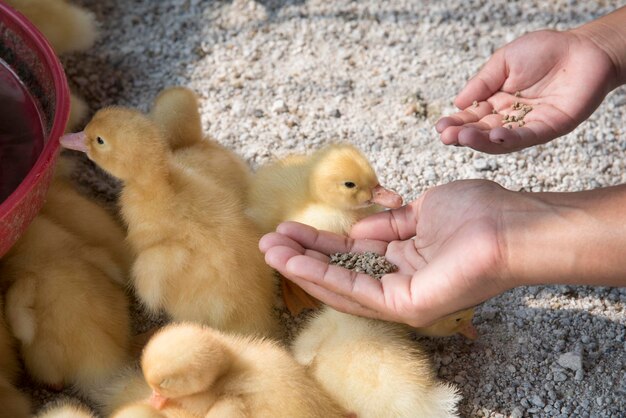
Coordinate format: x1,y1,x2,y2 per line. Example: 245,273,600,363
502,185,626,288
571,6,626,88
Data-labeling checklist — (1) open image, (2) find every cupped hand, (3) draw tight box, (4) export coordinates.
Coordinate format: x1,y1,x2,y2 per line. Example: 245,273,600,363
260,180,516,327
436,30,617,154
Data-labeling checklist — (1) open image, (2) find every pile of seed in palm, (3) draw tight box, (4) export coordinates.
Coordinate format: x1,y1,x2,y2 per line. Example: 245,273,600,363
329,252,398,280
502,92,533,128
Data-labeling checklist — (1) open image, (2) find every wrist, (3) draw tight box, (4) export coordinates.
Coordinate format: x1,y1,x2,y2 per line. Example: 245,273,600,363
500,186,626,288
570,7,626,89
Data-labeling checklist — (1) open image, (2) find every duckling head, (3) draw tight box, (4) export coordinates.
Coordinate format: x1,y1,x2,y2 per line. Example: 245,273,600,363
417,308,478,339
309,144,403,210
141,323,231,410
60,107,167,181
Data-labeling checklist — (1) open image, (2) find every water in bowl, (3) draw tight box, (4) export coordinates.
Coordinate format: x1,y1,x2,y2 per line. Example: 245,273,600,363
0,58,44,203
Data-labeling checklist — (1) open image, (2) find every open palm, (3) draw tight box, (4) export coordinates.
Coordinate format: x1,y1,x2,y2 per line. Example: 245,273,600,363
436,30,616,154
260,180,515,327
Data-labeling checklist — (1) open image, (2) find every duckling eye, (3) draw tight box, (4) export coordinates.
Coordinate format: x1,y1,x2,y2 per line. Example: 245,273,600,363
344,181,356,189
455,318,462,322
96,136,105,145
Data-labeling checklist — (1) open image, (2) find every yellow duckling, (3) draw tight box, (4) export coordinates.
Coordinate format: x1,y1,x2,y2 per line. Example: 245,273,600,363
247,144,403,314
139,323,346,418
149,87,252,200
5,0,98,131
60,107,277,337
414,308,478,340
292,308,461,418
0,296,30,418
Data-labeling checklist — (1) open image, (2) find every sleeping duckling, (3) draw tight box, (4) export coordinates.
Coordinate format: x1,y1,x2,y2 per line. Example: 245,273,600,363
0,296,30,418
247,143,403,314
414,308,478,340
5,0,97,131
149,86,252,199
35,401,96,418
139,323,346,418
292,308,461,418
0,215,131,392
60,108,277,337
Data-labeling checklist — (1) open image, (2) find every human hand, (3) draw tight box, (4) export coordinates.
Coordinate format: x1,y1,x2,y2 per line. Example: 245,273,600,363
436,29,618,154
260,180,518,327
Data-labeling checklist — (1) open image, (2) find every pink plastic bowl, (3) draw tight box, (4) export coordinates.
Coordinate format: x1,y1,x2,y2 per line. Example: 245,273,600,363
0,2,70,258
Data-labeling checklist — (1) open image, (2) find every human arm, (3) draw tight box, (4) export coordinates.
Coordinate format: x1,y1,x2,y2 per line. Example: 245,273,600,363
435,6,626,154
260,180,626,327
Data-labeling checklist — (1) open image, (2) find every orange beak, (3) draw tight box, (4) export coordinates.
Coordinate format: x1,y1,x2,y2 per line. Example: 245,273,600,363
60,131,88,153
458,322,478,340
150,390,168,410
370,184,403,208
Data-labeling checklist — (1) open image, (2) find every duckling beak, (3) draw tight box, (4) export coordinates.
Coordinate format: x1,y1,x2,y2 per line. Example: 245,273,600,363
370,185,403,208
59,131,88,153
458,322,478,340
150,390,168,410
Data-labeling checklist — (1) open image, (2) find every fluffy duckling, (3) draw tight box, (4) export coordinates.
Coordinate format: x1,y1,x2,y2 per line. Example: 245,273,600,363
85,366,152,417
40,155,133,285
248,144,403,314
138,323,346,418
60,108,277,337
0,297,30,418
149,86,252,198
5,0,97,131
0,297,21,394
292,308,461,418
0,215,131,392
0,377,30,418
5,0,97,54
247,143,403,235
414,308,478,340
35,401,96,418
111,404,171,418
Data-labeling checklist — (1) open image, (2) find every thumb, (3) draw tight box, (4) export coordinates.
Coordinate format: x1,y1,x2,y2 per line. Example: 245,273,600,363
350,202,419,241
454,49,507,109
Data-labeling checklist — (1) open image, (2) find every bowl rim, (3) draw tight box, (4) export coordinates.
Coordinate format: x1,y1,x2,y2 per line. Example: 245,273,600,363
0,1,70,219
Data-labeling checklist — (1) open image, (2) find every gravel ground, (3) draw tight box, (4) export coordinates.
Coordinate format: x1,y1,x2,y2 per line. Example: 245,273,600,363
25,0,626,416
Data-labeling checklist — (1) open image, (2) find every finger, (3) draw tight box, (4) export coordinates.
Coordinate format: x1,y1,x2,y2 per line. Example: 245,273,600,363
268,244,433,326
437,101,495,129
437,102,497,144
304,249,331,263
284,275,388,320
451,106,562,154
259,232,330,262
350,204,418,241
284,254,389,310
259,232,305,254
489,119,559,151
276,222,388,255
455,49,506,109
455,127,512,154
435,115,464,134
265,245,386,318
439,125,466,146
264,244,304,271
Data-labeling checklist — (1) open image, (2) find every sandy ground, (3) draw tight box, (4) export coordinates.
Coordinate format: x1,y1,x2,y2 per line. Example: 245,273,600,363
20,0,626,417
